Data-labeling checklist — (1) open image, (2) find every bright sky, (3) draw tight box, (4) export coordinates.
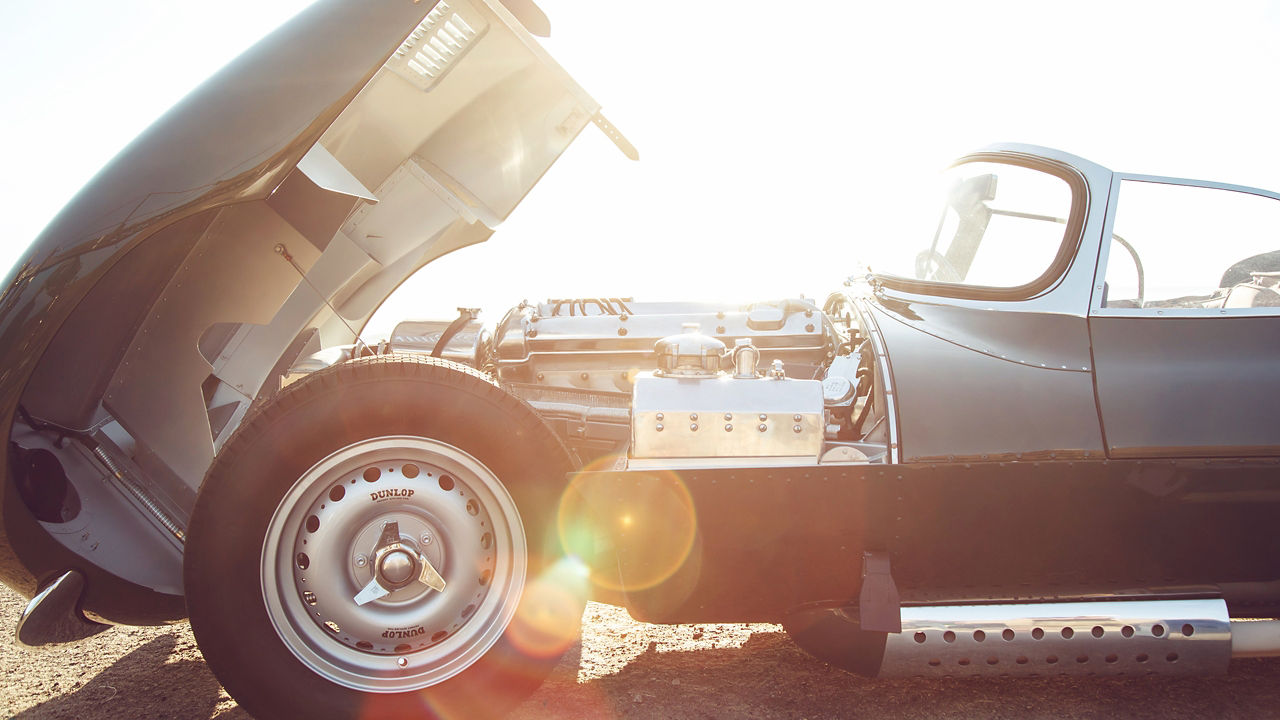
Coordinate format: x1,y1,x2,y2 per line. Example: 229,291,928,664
4,1,1280,340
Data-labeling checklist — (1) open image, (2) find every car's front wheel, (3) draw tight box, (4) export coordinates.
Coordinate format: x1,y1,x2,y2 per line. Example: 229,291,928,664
185,356,581,719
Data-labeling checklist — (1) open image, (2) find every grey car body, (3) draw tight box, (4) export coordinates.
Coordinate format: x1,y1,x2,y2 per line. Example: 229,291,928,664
4,0,1280,716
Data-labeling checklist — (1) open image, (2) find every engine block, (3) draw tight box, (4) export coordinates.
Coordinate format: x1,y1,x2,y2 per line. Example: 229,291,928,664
493,298,835,393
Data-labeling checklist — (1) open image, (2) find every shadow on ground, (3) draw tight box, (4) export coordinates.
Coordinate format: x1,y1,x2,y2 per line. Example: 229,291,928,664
515,630,1280,720
13,634,246,720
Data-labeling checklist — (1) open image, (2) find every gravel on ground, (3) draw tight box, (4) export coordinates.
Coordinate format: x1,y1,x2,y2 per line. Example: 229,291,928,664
3,586,1279,719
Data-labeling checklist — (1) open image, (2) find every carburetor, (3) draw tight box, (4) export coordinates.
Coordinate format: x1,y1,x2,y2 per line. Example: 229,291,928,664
631,324,824,463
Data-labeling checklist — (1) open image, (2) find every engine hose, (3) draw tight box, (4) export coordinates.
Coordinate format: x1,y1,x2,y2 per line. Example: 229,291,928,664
852,390,875,439
431,308,479,359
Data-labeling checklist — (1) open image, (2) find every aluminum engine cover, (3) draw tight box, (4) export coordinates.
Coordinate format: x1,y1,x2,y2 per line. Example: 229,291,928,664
632,373,824,460
388,319,491,367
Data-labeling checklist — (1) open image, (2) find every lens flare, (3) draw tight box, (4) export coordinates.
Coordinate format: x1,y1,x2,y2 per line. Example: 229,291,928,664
557,457,698,593
507,557,590,659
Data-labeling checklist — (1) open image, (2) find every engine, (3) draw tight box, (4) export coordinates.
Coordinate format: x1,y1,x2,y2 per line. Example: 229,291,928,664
384,296,884,467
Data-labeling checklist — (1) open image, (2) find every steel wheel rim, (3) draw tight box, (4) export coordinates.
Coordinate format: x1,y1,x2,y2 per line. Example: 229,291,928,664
260,435,525,692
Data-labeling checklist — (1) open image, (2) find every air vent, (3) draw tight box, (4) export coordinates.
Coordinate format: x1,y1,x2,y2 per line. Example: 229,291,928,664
386,1,488,91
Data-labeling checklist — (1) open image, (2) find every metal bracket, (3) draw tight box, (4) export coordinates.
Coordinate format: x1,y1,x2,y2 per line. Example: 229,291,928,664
859,551,901,633
592,112,639,161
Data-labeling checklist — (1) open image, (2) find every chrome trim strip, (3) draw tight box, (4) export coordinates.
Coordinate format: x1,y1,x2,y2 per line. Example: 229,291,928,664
856,297,900,463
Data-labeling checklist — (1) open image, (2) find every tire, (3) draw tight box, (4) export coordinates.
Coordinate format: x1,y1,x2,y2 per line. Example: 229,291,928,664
185,355,581,720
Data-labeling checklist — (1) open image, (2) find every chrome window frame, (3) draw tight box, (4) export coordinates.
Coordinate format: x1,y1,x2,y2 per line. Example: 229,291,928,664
871,152,1090,302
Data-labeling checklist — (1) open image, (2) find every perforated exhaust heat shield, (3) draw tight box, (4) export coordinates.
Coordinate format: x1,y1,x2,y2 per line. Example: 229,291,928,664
788,598,1232,677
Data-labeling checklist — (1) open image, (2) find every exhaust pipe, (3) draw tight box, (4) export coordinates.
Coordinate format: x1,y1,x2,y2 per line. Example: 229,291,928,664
787,598,1280,677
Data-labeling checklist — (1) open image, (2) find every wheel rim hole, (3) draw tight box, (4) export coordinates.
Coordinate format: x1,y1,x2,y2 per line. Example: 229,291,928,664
466,499,479,516
329,485,345,502
403,463,420,479
1182,624,1195,637
1031,627,1044,640
1152,624,1165,637
972,630,986,642
480,532,492,550
394,643,411,653
1092,626,1104,638
1061,627,1074,639
479,569,492,586
363,467,380,483
439,475,455,492
462,603,476,619
913,632,926,644
1121,625,1135,638
431,630,447,642
356,641,373,651
1002,629,1015,641
296,553,310,570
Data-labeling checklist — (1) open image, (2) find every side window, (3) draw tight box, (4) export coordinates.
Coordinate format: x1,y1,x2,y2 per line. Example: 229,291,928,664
1102,180,1280,309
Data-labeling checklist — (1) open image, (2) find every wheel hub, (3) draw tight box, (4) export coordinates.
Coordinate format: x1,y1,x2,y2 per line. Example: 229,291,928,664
259,436,526,693
377,548,416,587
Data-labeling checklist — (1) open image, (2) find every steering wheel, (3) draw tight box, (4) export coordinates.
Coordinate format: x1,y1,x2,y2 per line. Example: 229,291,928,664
914,250,962,282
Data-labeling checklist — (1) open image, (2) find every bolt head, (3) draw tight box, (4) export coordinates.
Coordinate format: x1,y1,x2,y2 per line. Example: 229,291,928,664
690,423,699,432
759,413,767,422
758,423,768,432
354,554,368,568
689,412,698,421
794,414,803,422
420,533,432,545
793,425,803,433
725,424,733,432
724,412,733,421
655,423,664,432
397,657,409,667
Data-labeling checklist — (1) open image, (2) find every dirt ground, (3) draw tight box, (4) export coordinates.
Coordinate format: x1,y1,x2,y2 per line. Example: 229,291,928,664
3,586,1280,719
